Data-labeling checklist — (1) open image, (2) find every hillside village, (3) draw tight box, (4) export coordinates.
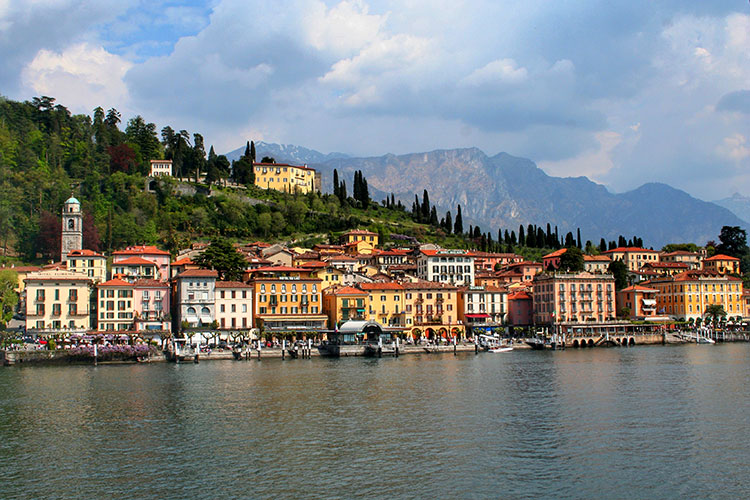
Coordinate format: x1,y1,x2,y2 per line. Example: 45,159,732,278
3,159,747,348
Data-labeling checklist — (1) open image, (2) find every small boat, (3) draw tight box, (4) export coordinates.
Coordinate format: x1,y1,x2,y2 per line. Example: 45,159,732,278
489,346,513,353
525,337,546,350
697,336,715,344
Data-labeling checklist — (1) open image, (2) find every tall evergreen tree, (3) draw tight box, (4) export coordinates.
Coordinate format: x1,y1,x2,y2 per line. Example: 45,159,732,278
421,190,430,222
599,238,607,253
429,206,438,226
454,204,463,234
250,140,256,163
445,211,452,234
576,228,582,249
333,169,339,197
510,230,517,245
518,225,525,247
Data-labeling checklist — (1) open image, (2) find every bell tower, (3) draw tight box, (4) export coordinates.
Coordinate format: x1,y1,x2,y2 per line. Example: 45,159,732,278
61,196,83,262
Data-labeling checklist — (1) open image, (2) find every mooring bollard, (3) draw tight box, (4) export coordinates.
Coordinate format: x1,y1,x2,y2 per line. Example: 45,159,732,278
282,339,286,360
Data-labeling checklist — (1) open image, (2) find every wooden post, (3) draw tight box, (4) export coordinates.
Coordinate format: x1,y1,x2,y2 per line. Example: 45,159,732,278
282,339,286,360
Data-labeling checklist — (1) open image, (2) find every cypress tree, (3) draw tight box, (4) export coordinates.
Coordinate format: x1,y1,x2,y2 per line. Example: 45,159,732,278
504,229,510,244
546,223,553,247
421,190,430,222
527,224,535,247
518,225,525,247
537,227,545,248
577,228,582,249
333,169,339,197
430,206,438,226
510,230,517,245
565,232,575,247
445,211,452,234
599,238,607,252
250,140,256,163
473,225,481,239
454,205,463,234
618,235,627,247
414,194,421,221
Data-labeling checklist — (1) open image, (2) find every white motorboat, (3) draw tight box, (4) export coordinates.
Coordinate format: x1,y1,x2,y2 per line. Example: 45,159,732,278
489,346,514,353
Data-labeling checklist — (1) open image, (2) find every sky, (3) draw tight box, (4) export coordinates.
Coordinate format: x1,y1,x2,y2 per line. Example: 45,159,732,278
2,0,749,200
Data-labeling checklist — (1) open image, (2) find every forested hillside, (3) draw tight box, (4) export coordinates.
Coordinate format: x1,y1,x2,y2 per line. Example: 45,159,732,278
0,96,474,263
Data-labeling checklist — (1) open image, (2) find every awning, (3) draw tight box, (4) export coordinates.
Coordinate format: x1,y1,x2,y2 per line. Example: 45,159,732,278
642,299,656,306
186,316,199,323
465,313,490,319
200,315,213,324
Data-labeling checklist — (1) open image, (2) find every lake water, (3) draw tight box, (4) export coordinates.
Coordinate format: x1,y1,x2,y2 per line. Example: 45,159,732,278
1,344,749,499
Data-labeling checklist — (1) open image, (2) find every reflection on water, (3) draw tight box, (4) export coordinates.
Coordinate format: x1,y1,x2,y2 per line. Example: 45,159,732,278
1,344,749,499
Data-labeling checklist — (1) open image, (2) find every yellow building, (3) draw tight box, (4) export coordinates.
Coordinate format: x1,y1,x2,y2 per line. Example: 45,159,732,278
253,162,318,194
25,269,91,332
703,254,740,275
66,249,107,283
360,282,406,328
646,270,743,320
322,286,369,328
97,278,135,331
401,281,462,339
251,277,327,336
342,229,379,248
604,247,660,271
308,265,344,290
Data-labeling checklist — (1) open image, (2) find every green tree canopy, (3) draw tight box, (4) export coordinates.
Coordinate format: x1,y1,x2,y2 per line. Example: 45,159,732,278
0,270,19,329
194,237,247,281
559,246,584,272
608,260,628,290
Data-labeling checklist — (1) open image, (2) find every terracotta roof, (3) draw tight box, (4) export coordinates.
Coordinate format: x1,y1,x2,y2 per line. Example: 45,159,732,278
670,270,742,281
508,291,532,300
215,280,252,288
67,249,105,257
661,250,700,256
642,262,688,268
420,249,472,257
330,286,367,295
250,266,303,273
171,257,194,265
343,229,378,235
132,279,169,287
584,255,611,261
176,269,219,278
376,249,410,256
99,278,133,287
360,282,404,290
543,248,567,259
705,254,740,261
113,245,170,256
620,285,658,292
114,256,157,266
253,162,315,171
326,255,358,262
299,261,327,268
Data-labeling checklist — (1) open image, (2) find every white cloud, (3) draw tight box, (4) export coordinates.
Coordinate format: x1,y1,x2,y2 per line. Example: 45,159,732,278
539,131,622,181
21,43,133,114
460,58,528,86
304,0,386,56
717,133,750,162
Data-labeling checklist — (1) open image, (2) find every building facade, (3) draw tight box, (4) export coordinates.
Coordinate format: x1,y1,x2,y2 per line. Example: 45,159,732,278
149,159,173,177
65,249,107,283
645,270,743,320
251,277,327,334
417,249,475,286
25,269,91,332
532,272,616,325
60,196,83,262
175,269,218,329
215,281,253,330
253,162,318,193
97,278,135,331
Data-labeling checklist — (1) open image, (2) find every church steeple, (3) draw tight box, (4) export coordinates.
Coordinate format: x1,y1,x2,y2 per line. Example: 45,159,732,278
61,195,82,262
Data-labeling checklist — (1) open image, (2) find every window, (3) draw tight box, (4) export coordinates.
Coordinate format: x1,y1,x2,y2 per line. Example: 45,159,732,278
69,289,78,301
220,304,225,313
69,303,77,315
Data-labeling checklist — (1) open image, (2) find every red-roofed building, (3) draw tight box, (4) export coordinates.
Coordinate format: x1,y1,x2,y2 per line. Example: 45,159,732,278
604,247,660,272
215,281,253,331
112,256,159,282
457,285,507,335
65,249,107,283
472,252,523,272
97,278,135,331
616,284,661,320
112,245,171,280
646,270,743,320
639,261,690,277
417,249,475,286
25,268,91,333
170,257,200,278
254,162,319,194
360,282,406,328
507,290,533,326
323,285,369,327
133,279,171,333
703,254,740,275
532,271,616,325
660,250,703,270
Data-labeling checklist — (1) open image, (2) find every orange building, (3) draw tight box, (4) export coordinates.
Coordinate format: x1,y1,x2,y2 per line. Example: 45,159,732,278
401,281,462,340
322,286,369,328
646,270,743,320
703,254,740,275
604,247,660,272
616,285,660,320
532,271,616,325
251,277,327,335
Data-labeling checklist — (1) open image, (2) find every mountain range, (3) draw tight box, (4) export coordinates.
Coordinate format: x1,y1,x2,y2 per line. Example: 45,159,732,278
224,143,747,248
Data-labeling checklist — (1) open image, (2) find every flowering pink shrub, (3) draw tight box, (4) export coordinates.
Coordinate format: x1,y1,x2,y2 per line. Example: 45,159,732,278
68,344,156,361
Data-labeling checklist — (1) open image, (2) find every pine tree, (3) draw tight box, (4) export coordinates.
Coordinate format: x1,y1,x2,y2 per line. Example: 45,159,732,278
454,204,463,234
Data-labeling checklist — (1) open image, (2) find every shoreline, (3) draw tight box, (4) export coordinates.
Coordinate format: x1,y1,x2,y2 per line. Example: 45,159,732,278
3,333,749,366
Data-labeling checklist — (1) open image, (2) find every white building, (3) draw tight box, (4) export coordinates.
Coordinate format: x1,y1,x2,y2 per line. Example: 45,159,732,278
417,249,475,286
215,281,253,330
175,269,218,329
149,159,173,177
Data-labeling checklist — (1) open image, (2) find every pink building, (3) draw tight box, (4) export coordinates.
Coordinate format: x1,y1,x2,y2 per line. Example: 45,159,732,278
507,290,533,325
112,245,171,281
532,271,616,325
133,279,171,333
